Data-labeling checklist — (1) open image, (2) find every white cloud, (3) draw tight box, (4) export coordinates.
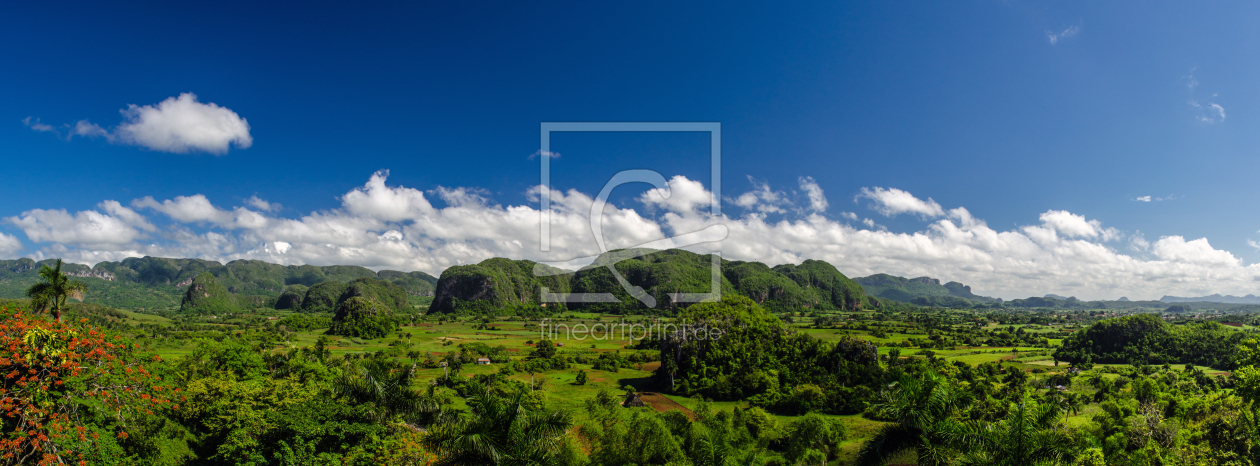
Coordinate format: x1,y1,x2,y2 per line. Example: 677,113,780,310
71,120,108,138
1151,236,1239,267
799,177,828,212
731,177,790,214
113,93,252,153
134,194,235,226
341,169,435,221
0,233,22,256
1190,100,1227,124
1038,210,1100,238
529,150,560,160
1047,26,1079,45
856,187,944,218
246,196,280,212
841,212,858,221
5,205,151,246
6,173,1260,301
26,93,252,154
22,117,57,134
640,175,715,214
1135,196,1151,202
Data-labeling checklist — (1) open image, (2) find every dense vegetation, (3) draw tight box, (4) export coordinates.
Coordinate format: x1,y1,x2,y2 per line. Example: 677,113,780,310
1053,313,1244,368
13,255,1260,465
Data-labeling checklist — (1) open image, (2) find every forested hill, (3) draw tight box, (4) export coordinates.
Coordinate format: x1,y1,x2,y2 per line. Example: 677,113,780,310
429,248,871,314
0,257,437,310
854,273,996,306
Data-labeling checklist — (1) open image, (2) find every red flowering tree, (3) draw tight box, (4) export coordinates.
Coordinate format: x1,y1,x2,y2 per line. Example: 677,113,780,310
0,308,177,465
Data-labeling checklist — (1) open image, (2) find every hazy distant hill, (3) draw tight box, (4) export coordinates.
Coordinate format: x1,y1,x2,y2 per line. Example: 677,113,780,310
853,273,996,306
1160,294,1260,304
0,257,437,311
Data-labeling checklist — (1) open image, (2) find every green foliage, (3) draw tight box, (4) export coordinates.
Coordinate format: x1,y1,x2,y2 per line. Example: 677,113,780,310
329,297,398,339
422,383,574,465
25,258,88,321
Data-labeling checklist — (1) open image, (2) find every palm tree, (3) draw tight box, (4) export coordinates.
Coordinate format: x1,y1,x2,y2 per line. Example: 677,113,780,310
26,259,87,322
423,383,574,466
333,359,441,425
855,374,967,466
951,396,1079,466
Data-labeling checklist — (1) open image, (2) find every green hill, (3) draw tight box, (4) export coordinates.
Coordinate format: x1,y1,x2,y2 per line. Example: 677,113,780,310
429,249,869,315
179,273,241,314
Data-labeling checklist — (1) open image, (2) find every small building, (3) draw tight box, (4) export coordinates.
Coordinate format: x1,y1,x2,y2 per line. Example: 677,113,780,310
476,358,491,365
623,392,646,408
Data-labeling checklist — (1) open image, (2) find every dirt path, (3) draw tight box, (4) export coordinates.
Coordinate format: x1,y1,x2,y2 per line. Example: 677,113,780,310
636,392,695,420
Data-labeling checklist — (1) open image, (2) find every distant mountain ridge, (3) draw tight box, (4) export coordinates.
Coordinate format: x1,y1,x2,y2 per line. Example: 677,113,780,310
0,257,437,311
853,273,996,306
429,248,871,314
1160,294,1260,304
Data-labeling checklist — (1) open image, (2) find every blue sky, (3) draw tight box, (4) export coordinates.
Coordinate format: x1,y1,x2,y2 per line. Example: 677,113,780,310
3,1,1259,299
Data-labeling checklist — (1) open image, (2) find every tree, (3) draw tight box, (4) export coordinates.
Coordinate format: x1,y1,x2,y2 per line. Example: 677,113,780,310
856,374,966,466
0,308,176,465
575,370,588,386
25,258,87,322
951,396,1078,466
532,340,557,359
422,383,573,465
786,413,846,465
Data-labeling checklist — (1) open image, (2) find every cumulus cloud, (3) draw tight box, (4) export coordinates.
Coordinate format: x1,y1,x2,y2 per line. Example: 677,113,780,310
0,233,22,256
1047,26,1079,45
1152,236,1239,266
4,173,1259,301
1135,196,1151,202
341,169,435,221
640,175,715,214
1038,210,1107,239
856,187,944,218
25,93,252,154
